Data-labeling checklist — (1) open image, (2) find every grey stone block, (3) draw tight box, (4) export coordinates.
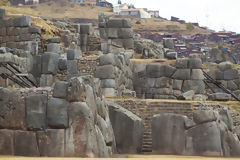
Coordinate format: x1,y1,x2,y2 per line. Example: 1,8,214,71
163,38,174,49
107,18,123,28
101,79,116,88
95,65,115,79
99,53,116,66
218,61,232,71
189,58,202,69
28,26,41,34
13,16,31,27
41,52,60,75
118,28,133,39
172,69,191,80
26,94,47,130
0,129,14,155
47,43,61,53
67,49,82,60
227,80,238,91
176,58,189,68
193,110,217,124
122,18,131,28
53,81,69,99
154,88,173,95
67,60,78,75
99,28,108,39
182,90,195,100
146,64,176,78
47,36,61,43
173,79,183,90
182,80,205,94
224,69,238,80
0,8,5,19
166,52,177,59
219,109,233,131
207,69,223,80
107,28,119,39
191,69,204,80
80,23,92,34
123,38,134,49
47,98,69,129
40,74,54,87
155,77,173,88
37,129,65,157
209,93,231,101
58,58,67,70
102,88,117,97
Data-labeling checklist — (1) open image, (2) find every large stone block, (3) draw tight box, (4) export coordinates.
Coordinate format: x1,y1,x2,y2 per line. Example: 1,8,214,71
95,65,115,79
0,8,5,19
123,38,134,49
218,61,232,71
209,93,231,101
41,52,60,75
25,94,47,130
107,18,123,28
219,109,233,131
176,58,189,68
224,69,238,80
186,122,222,156
222,131,240,157
193,110,217,124
189,58,202,69
155,77,173,88
191,69,204,80
14,131,40,156
166,52,177,59
182,80,205,94
122,18,131,28
107,28,119,39
152,113,186,155
118,28,133,39
109,103,143,154
227,80,238,91
13,16,31,27
67,60,78,76
207,69,223,80
47,98,69,129
172,69,191,80
99,53,116,66
80,23,92,34
53,81,69,99
40,74,54,87
47,43,61,53
163,38,174,49
67,49,82,60
173,79,183,90
95,126,110,157
146,64,176,78
0,129,14,155
67,77,86,102
101,79,116,88
37,129,65,157
58,58,67,70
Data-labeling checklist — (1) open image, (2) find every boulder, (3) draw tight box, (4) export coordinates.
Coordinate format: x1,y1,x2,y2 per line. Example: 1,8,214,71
123,38,134,49
172,69,190,80
107,28,118,39
65,102,99,157
41,52,60,75
189,58,202,69
25,94,47,130
53,81,69,99
122,18,131,28
14,131,40,156
182,90,195,100
95,65,115,79
186,122,222,156
219,109,233,131
0,129,14,155
218,61,232,71
108,103,143,154
47,36,61,43
47,98,69,129
193,94,208,101
152,113,186,155
193,110,217,124
68,77,86,102
182,80,205,94
37,129,65,157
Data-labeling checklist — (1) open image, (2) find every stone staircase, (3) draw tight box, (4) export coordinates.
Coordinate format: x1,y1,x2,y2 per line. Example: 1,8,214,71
114,99,193,154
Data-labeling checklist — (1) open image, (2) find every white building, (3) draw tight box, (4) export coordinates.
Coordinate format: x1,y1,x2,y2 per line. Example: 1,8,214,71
120,8,151,18
113,3,128,14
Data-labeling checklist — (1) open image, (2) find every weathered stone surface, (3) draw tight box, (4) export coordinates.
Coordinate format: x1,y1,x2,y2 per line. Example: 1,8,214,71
146,64,176,78
68,77,86,102
191,69,204,80
80,23,92,34
182,90,195,100
47,98,69,129
166,52,177,59
122,18,131,28
118,28,133,39
101,79,115,88
109,103,143,154
14,131,40,156
13,16,30,27
182,80,205,94
53,81,68,99
65,102,99,157
227,80,238,91
99,53,116,66
163,38,174,49
37,129,65,157
0,129,14,155
172,69,190,80
219,109,233,131
222,131,240,157
193,94,208,101
95,65,115,79
0,88,25,129
154,88,173,95
47,36,61,43
58,58,67,70
218,61,232,71
152,113,186,155
26,94,47,130
107,28,118,38
186,122,222,156
173,79,183,90
103,88,117,97
47,43,61,53
107,18,123,28
95,126,110,157
0,8,5,19
41,52,60,75
67,60,78,75
176,58,189,68
193,110,217,124
209,93,231,101
67,49,82,60
123,38,134,49
147,78,156,88
40,74,54,87
189,58,202,69
224,69,238,80
207,68,223,80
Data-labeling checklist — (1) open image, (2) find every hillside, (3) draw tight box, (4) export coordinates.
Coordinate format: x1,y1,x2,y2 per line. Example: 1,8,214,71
0,0,212,35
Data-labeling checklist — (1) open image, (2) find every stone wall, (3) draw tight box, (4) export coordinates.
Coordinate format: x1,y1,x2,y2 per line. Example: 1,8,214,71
0,76,115,157
99,13,134,54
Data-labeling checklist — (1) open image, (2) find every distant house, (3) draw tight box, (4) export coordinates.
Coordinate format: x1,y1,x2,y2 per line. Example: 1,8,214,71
10,0,42,5
86,0,97,6
171,16,179,21
97,0,112,8
148,10,159,18
113,3,128,14
120,8,151,18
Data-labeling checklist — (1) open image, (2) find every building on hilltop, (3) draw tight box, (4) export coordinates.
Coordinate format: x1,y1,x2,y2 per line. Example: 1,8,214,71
120,8,151,18
148,10,159,18
113,3,128,14
10,0,43,5
97,0,112,7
